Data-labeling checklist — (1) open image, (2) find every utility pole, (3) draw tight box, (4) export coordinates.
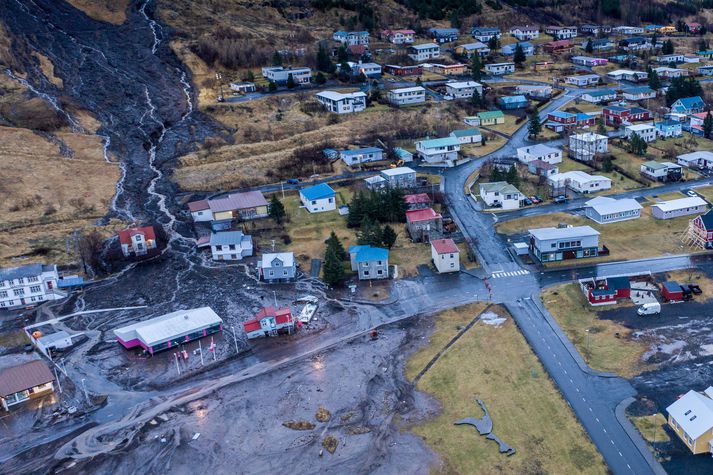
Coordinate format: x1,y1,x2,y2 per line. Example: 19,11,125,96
281,181,285,199
198,339,204,366
273,290,278,307
81,378,89,403
54,367,62,393
174,352,181,375
231,326,239,353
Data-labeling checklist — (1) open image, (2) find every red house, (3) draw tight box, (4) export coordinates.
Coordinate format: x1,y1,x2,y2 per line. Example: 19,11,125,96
404,193,433,210
603,106,652,126
660,281,684,302
689,210,713,248
687,22,703,34
347,44,367,56
384,64,423,76
243,306,297,340
543,39,574,54
585,277,631,305
118,226,158,258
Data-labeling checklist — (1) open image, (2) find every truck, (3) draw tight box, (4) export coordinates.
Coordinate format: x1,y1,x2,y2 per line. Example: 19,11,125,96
637,302,661,316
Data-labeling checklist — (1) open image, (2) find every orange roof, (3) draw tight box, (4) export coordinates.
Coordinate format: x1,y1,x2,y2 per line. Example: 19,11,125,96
406,208,441,223
431,238,459,254
118,226,156,245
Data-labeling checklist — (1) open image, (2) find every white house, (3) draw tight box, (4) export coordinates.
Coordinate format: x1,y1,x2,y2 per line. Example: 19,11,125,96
261,66,312,85
666,386,713,455
299,183,337,213
607,69,648,82
340,147,384,166
445,81,483,99
118,226,157,258
208,231,253,261
431,238,460,273
548,171,612,193
677,151,713,169
612,26,644,35
569,132,608,161
332,31,369,46
517,144,562,164
386,86,426,106
349,61,382,78
640,161,683,182
315,91,366,114
584,196,642,224
407,43,440,62
484,62,515,75
0,264,64,310
415,137,461,164
545,26,578,39
479,181,524,209
450,128,482,144
510,26,540,40
653,66,688,79
580,88,617,103
656,53,686,64
651,197,707,220
625,123,657,142
565,74,600,87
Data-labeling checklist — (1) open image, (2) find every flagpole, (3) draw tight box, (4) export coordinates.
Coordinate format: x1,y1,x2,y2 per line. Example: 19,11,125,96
199,339,204,365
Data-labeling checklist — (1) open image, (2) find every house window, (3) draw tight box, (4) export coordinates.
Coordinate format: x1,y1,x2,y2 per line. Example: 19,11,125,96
283,270,288,276
229,245,236,250
14,289,24,297
0,291,6,298
30,285,41,293
364,270,370,276
311,200,317,205
28,276,39,283
137,243,144,250
377,270,383,275
269,270,274,276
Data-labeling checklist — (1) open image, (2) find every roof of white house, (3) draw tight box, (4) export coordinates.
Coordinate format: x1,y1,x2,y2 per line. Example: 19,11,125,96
678,151,713,161
585,196,642,214
260,252,295,268
411,43,439,50
550,170,611,183
518,144,561,156
652,197,706,212
316,90,367,101
626,123,655,131
479,181,521,195
529,225,600,241
113,307,223,347
209,231,250,247
446,81,482,89
666,387,713,439
390,86,426,94
571,132,607,142
381,166,416,176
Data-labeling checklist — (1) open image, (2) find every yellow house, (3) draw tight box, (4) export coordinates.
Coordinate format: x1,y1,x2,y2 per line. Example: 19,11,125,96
431,63,466,75
667,386,713,455
659,25,676,34
534,61,553,71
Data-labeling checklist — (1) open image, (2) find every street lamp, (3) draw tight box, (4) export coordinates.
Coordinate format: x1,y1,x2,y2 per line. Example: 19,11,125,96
81,378,89,403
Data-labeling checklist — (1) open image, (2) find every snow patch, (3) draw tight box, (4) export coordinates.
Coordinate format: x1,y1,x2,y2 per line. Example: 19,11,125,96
480,311,506,327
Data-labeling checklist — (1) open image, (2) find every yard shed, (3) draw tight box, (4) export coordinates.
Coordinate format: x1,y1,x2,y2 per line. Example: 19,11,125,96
660,281,684,302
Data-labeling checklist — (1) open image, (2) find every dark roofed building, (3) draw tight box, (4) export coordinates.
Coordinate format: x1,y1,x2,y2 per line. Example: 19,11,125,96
0,360,56,410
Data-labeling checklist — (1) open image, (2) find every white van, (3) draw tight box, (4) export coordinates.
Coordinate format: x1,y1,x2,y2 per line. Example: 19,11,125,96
637,302,661,316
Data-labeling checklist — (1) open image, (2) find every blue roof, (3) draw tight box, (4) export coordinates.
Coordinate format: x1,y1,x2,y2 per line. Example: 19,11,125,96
499,95,528,104
58,276,84,288
349,245,389,263
588,88,616,97
655,120,681,128
341,147,383,156
576,113,593,120
418,136,460,148
301,183,336,201
549,111,575,119
429,28,459,35
394,147,413,158
209,231,248,246
472,27,500,33
624,86,654,94
674,96,704,108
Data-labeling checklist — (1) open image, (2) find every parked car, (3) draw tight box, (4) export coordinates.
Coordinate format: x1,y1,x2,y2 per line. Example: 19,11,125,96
553,195,568,204
687,190,698,197
529,195,542,204
522,197,533,206
286,178,300,184
689,284,702,295
637,302,661,316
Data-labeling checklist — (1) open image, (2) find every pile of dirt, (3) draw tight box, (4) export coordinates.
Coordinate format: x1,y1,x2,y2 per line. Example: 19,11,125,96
282,421,316,431
322,435,338,454
315,406,331,423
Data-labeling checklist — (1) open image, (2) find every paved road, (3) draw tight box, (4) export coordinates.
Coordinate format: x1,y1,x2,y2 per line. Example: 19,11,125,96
442,88,667,474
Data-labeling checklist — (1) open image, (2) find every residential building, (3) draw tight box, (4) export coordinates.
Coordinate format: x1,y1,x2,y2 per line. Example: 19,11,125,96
464,116,481,126
315,91,366,114
582,276,631,306
517,144,562,164
332,31,369,46
515,85,553,100
478,110,505,125
35,331,75,353
545,26,578,39
380,167,417,188
261,66,312,85
0,264,63,310
498,95,529,110
405,193,432,210
471,27,501,42
501,42,534,56
653,66,688,79
243,306,295,339
207,231,253,261
607,69,648,82
454,42,490,58
689,112,713,136
484,62,515,75
348,245,389,280
445,81,483,99
545,111,596,131
580,24,612,35
683,55,701,64
349,61,382,78
589,38,615,51
698,65,713,76
118,226,157,258
479,182,524,209
407,43,440,62
510,26,540,41
529,225,602,262
346,44,367,57
565,74,600,87
187,191,269,223
381,29,415,44
655,120,683,138
666,386,713,454
622,86,656,101
430,63,466,75
618,36,651,51
677,151,713,169
569,133,608,161
543,39,575,53
383,64,423,76
450,128,482,144
406,208,443,242
604,106,653,125
527,160,559,178
656,54,686,64
340,147,384,166
571,56,608,67
230,82,256,94
0,360,55,411
299,183,336,213
431,239,460,273
640,161,683,182
687,22,704,33
258,252,296,283
386,86,426,106
114,307,223,355
584,196,642,224
651,197,707,220
688,209,713,249
415,136,461,164
625,123,657,142
671,96,705,114
364,175,387,191
548,171,612,193
394,147,414,162
533,61,554,71
428,27,459,43
580,88,617,103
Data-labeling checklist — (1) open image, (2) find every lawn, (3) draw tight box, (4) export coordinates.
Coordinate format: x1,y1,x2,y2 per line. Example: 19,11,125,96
407,303,606,474
496,206,699,266
692,185,713,203
541,284,650,378
554,156,644,194
609,142,701,182
461,134,506,157
630,414,670,444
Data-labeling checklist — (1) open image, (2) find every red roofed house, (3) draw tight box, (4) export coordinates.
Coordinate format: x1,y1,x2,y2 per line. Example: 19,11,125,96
382,29,416,44
543,39,574,54
119,226,158,257
404,193,433,210
687,22,703,34
348,44,367,56
431,238,460,273
581,276,631,306
406,208,443,242
243,306,297,340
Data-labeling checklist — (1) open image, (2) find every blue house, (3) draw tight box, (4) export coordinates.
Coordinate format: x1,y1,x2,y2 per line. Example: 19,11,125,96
300,183,337,213
348,245,389,280
500,42,534,57
670,96,706,114
655,120,683,138
428,27,459,43
498,95,529,110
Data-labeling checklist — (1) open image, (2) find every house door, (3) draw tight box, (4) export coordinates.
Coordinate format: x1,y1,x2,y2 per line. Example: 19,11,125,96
47,281,53,289
563,250,577,260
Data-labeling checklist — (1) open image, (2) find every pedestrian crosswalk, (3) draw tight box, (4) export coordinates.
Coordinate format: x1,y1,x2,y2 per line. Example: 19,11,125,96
491,269,530,279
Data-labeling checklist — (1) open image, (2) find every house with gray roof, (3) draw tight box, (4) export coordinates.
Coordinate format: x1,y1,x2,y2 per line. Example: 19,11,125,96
529,226,602,262
0,263,64,310
207,231,253,261
479,181,524,209
259,252,296,283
